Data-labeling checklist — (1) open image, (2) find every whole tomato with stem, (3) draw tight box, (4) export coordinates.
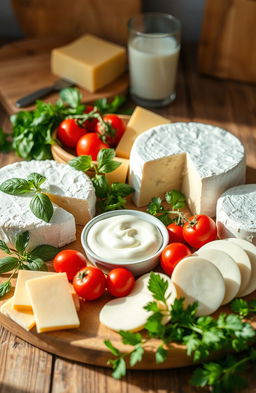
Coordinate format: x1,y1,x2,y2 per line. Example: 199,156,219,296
182,215,217,249
57,118,86,148
76,132,109,160
96,114,125,147
73,266,106,301
160,242,191,276
53,250,87,281
106,268,135,297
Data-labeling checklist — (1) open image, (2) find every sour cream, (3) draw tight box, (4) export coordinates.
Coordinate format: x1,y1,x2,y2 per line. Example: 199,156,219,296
87,214,162,262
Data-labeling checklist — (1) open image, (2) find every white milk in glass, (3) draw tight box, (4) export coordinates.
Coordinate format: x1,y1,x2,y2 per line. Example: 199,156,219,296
128,35,180,100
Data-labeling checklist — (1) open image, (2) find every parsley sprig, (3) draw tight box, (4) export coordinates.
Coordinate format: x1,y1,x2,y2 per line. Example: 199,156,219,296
69,148,134,212
0,231,60,297
105,273,256,391
0,172,53,222
147,191,187,226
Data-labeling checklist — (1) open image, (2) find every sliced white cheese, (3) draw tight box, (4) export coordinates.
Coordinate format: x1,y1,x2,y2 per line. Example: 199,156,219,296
195,249,241,304
172,256,225,316
200,240,252,296
100,272,176,332
227,238,256,296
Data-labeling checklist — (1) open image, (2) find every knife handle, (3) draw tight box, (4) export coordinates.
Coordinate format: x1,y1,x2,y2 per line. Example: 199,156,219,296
15,86,54,108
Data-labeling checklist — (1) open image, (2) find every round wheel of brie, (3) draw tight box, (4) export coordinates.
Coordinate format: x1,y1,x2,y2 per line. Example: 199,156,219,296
129,122,245,217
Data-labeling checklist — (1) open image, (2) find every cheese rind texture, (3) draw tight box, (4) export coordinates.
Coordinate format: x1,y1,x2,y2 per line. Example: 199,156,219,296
0,160,96,248
129,122,245,216
116,106,170,159
26,273,80,333
216,184,256,245
51,35,126,92
0,297,35,331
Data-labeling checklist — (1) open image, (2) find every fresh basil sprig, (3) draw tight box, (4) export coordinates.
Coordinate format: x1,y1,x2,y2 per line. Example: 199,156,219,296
105,273,256,390
0,231,60,298
0,172,54,223
69,148,134,212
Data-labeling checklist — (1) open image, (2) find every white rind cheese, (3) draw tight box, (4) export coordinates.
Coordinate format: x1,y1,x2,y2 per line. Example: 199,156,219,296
129,122,245,216
216,184,256,245
0,160,96,248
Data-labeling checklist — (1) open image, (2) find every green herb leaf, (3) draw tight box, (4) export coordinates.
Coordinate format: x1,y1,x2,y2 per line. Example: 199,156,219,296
27,173,46,188
104,340,121,357
165,190,186,210
191,362,223,387
147,197,163,216
144,301,159,313
147,273,168,303
111,358,126,380
68,155,93,172
15,231,29,254
119,331,142,346
30,244,60,261
0,280,11,297
110,183,134,197
130,345,144,367
0,257,19,274
92,174,109,198
60,87,82,109
230,298,256,317
94,96,126,114
0,178,31,195
27,257,48,271
97,148,121,174
156,345,168,364
0,240,11,255
29,193,54,223
0,128,12,153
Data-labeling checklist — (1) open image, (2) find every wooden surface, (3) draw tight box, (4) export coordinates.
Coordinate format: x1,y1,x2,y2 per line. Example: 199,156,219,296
198,0,256,82
0,37,129,114
12,0,141,45
1,42,256,392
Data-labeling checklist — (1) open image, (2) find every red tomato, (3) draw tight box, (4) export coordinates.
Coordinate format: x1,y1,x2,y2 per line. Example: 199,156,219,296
83,105,99,132
167,223,185,244
73,266,106,300
106,268,135,297
160,242,191,276
76,133,109,160
57,118,86,148
96,114,125,147
182,215,217,249
53,250,87,281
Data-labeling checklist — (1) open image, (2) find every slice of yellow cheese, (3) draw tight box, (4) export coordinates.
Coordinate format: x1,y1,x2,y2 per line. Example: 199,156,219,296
116,107,170,159
51,34,126,92
0,297,35,331
105,157,129,184
26,273,80,333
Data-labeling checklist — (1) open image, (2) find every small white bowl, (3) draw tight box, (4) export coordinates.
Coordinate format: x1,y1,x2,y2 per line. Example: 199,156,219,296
81,210,169,276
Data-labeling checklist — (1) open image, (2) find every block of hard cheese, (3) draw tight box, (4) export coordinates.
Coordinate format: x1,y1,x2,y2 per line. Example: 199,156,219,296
1,297,35,331
51,35,126,92
116,107,170,159
106,157,129,184
26,273,80,333
13,270,54,311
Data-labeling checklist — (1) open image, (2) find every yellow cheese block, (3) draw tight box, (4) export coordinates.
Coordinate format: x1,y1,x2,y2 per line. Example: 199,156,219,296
105,157,129,184
51,35,126,92
13,270,54,311
116,107,170,159
0,297,35,331
69,284,80,312
26,273,80,333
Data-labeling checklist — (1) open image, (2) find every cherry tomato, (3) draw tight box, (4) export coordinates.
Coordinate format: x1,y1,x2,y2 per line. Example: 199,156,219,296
57,118,86,148
76,133,109,160
96,114,125,147
83,105,99,132
182,215,217,249
106,268,135,297
160,242,191,276
53,250,87,281
167,223,185,244
73,266,106,300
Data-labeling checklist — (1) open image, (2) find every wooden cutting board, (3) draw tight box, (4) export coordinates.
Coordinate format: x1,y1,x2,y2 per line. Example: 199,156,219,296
0,37,129,115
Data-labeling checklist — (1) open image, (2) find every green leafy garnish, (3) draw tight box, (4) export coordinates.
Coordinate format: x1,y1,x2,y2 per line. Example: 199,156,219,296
147,190,186,226
0,231,60,298
94,96,127,114
104,272,256,392
0,128,12,153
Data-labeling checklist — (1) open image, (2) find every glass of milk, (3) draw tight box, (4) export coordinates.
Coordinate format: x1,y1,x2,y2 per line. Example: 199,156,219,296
128,13,181,107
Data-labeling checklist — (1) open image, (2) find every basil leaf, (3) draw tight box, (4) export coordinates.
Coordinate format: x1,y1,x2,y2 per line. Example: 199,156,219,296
110,183,134,197
27,173,46,188
98,160,121,174
97,148,115,168
60,87,82,109
0,280,11,298
0,257,19,274
69,155,93,172
0,178,31,195
15,231,29,254
30,245,60,261
0,240,11,255
30,193,54,223
27,257,48,271
92,175,109,198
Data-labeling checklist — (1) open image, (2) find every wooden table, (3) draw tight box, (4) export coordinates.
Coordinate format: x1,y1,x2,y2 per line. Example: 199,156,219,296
0,43,256,393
